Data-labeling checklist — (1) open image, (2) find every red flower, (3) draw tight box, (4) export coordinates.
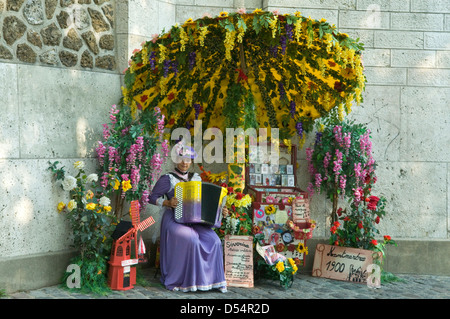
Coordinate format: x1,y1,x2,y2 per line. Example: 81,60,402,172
334,240,339,246
337,207,343,216
384,235,391,241
371,239,378,246
276,243,285,252
367,196,380,210
344,216,350,222
330,226,337,234
220,183,228,188
334,81,344,92
333,221,340,227
357,222,363,229
375,216,380,224
227,187,234,194
235,192,244,200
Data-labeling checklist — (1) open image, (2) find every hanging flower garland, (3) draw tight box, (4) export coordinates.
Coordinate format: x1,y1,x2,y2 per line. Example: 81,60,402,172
120,8,365,142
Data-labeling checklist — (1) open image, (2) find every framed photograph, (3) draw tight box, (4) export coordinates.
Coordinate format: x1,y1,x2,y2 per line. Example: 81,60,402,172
287,175,295,187
286,165,294,175
281,175,288,186
279,165,287,175
261,164,269,174
255,164,261,174
270,175,277,186
249,174,256,185
270,164,279,174
255,174,262,184
263,174,271,186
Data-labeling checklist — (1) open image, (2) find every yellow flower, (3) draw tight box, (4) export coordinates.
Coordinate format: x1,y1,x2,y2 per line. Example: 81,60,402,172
253,8,262,14
184,18,194,24
122,180,132,192
320,18,327,23
86,202,96,210
73,161,85,170
292,265,298,274
288,258,295,267
85,189,94,200
342,67,356,79
294,11,301,17
179,27,188,51
57,201,65,212
219,11,228,18
275,261,285,273
265,205,276,215
296,243,308,255
67,199,77,212
113,179,120,190
103,205,112,212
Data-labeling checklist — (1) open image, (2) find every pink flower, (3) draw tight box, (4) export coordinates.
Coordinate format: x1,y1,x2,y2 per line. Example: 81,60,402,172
237,7,246,14
151,34,159,43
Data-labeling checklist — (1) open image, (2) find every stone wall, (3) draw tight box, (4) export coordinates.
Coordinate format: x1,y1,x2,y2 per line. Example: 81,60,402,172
0,0,116,70
1,0,449,293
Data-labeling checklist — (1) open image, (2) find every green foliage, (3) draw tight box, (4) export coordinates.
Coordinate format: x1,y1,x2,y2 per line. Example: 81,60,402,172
61,255,111,296
48,161,117,260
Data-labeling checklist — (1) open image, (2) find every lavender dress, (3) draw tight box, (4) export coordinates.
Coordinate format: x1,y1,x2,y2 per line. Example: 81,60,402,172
149,172,227,292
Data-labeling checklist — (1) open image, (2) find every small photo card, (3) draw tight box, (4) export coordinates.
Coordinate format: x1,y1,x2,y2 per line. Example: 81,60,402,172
286,165,294,174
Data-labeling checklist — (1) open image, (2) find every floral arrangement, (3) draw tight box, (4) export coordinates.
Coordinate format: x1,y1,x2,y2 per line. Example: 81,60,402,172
48,160,117,294
216,186,253,238
95,104,168,219
120,8,365,143
306,119,377,223
306,119,397,281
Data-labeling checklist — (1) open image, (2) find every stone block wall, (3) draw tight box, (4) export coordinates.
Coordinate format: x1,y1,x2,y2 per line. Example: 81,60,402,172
1,0,449,293
0,0,116,70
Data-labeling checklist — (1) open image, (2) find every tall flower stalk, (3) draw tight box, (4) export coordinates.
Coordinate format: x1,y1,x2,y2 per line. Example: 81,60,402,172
95,103,168,219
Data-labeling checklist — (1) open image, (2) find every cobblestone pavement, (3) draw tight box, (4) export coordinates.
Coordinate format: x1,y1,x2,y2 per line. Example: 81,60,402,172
3,267,449,300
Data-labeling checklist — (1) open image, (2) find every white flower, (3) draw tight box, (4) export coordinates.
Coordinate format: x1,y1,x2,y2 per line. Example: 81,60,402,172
62,176,77,191
67,199,77,212
99,196,111,207
87,173,98,183
73,161,85,170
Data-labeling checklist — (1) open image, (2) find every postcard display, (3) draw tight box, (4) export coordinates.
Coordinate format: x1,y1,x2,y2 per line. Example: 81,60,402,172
247,144,314,266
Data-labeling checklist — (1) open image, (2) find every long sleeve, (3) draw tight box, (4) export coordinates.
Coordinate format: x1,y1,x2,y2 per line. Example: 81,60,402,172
149,174,171,207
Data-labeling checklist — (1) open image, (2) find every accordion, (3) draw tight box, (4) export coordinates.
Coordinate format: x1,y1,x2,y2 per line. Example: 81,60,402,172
174,181,227,228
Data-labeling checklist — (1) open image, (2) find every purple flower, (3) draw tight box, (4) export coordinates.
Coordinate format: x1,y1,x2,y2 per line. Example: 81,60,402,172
278,81,286,99
171,59,178,76
189,51,196,70
289,100,296,118
285,23,293,41
280,35,287,55
193,103,201,119
163,59,170,77
149,51,156,70
296,122,303,138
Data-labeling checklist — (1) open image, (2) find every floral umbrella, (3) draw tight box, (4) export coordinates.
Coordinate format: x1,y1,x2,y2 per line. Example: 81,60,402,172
120,9,365,190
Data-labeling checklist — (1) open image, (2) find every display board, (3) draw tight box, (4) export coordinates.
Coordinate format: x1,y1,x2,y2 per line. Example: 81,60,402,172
224,235,254,288
312,244,379,283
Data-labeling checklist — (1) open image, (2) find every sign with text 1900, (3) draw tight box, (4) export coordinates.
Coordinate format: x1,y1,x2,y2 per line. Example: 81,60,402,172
312,244,381,284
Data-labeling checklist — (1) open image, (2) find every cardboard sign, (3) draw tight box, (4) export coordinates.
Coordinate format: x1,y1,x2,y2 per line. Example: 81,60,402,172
224,235,254,288
312,244,377,283
292,196,310,223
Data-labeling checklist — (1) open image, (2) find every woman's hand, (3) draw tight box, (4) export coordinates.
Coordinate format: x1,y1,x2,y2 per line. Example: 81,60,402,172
222,206,229,218
164,197,179,208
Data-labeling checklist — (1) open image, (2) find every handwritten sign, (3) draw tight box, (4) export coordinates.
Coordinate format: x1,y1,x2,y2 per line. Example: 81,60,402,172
312,244,379,283
224,235,254,288
292,196,310,223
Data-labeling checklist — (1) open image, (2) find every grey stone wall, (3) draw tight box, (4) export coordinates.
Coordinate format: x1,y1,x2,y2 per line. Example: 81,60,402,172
0,0,116,70
1,0,449,293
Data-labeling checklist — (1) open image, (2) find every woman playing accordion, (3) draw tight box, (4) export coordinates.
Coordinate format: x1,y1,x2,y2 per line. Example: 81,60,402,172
149,140,229,292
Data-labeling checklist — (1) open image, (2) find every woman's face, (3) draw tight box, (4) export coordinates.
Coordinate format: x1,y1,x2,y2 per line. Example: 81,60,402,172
176,159,191,172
